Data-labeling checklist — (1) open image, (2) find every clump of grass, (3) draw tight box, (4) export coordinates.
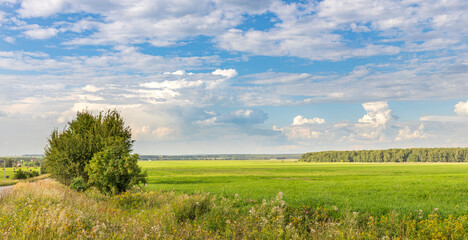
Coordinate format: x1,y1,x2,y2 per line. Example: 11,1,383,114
0,180,467,239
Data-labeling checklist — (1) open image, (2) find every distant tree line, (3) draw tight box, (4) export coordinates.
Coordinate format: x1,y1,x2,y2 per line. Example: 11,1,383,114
0,158,41,168
300,148,468,163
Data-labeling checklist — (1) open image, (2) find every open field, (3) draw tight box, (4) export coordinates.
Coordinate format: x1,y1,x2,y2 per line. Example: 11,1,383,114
1,180,467,239
0,167,45,186
141,160,468,217
0,167,41,179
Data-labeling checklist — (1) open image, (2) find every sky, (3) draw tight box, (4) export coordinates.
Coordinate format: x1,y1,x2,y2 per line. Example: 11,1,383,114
0,0,467,156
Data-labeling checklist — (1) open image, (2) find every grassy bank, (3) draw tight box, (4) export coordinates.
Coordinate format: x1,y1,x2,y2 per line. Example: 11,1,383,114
141,161,468,217
0,180,467,239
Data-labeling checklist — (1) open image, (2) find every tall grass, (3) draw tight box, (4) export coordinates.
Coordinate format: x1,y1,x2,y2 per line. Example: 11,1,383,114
0,180,467,239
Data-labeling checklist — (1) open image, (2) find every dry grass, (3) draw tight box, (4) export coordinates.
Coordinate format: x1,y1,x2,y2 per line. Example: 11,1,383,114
0,180,467,239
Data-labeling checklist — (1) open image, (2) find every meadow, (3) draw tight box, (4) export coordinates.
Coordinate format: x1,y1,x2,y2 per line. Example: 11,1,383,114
0,166,42,186
141,160,468,218
1,161,468,239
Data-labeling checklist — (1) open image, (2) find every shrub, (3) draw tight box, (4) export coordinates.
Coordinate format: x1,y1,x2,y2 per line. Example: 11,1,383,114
13,169,28,179
28,170,39,178
86,138,147,195
173,195,211,222
70,176,88,192
43,109,136,186
13,169,39,179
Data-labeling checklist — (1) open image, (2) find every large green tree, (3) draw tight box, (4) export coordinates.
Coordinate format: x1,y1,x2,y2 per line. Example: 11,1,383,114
44,109,140,187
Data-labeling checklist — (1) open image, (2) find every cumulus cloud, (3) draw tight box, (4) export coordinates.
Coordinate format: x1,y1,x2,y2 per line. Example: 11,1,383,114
275,102,399,144
82,85,101,93
23,26,58,39
358,101,394,129
292,115,325,125
216,0,467,60
395,124,427,141
212,68,237,78
3,36,15,43
15,0,273,47
273,125,324,141
455,100,468,116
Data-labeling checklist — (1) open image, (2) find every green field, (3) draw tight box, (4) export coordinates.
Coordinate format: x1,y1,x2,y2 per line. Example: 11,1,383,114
141,160,468,217
0,167,41,183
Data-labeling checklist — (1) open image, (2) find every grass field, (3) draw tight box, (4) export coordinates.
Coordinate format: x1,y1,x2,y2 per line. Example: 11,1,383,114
141,160,468,217
0,167,40,180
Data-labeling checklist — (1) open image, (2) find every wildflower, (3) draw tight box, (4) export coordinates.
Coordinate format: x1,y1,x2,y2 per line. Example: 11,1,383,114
333,206,339,211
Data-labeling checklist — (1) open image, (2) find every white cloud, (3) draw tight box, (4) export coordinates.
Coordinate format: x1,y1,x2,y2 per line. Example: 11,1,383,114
358,101,394,128
395,124,427,141
0,48,220,73
82,85,101,93
195,117,219,126
140,79,204,90
212,68,237,78
420,115,467,123
455,100,468,116
23,26,58,39
3,36,15,43
292,115,325,125
152,127,174,139
18,0,69,17
273,125,323,141
164,70,187,76
215,0,467,60
16,0,271,47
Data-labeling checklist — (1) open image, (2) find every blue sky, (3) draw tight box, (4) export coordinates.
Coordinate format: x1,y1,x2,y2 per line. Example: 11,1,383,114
0,0,468,155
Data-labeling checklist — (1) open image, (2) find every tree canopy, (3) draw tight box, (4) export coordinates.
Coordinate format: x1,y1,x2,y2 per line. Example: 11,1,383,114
300,148,468,163
44,109,146,194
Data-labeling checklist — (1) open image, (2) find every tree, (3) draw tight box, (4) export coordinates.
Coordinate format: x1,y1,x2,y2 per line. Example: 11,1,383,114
86,137,147,195
43,109,143,191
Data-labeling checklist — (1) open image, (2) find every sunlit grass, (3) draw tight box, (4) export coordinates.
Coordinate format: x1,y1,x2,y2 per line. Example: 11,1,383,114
1,180,467,239
140,160,468,217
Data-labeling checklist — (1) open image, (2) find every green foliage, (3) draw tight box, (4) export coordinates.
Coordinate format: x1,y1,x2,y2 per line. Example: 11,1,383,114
70,176,88,192
1,158,13,168
86,139,147,195
300,147,468,163
173,194,211,222
13,169,28,179
43,109,133,185
12,169,39,180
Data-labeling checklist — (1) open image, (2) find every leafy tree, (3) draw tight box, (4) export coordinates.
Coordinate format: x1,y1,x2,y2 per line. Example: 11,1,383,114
43,109,137,187
86,138,147,195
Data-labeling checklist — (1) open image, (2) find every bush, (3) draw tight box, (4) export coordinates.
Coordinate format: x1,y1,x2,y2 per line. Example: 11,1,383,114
44,109,135,186
28,170,39,178
13,169,28,179
13,169,39,179
173,195,211,222
70,176,88,192
86,138,147,195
